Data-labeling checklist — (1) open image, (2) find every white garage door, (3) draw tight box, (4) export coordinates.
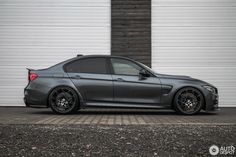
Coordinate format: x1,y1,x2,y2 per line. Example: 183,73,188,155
0,0,110,106
152,0,236,107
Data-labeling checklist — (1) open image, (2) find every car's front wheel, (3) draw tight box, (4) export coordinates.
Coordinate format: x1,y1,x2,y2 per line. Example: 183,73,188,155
49,86,79,114
173,87,204,115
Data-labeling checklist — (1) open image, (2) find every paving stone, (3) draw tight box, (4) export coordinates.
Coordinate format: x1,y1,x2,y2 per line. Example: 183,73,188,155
0,107,235,125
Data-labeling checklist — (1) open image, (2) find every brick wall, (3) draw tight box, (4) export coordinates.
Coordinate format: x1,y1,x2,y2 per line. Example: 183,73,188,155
111,0,151,67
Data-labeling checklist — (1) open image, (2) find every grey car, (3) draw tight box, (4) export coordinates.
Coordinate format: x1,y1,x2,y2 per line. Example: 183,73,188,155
24,55,219,115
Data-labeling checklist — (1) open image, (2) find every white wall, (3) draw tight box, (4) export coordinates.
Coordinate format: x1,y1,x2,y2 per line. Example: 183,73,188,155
152,0,236,107
0,0,110,106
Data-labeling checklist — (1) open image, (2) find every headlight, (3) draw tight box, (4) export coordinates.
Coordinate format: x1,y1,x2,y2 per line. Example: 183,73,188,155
203,85,216,94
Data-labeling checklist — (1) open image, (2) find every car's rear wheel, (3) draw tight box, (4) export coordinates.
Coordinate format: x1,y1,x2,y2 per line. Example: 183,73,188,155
174,87,204,115
49,87,79,114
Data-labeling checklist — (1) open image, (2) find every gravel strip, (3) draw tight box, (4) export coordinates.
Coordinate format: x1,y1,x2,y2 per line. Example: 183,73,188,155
0,124,235,157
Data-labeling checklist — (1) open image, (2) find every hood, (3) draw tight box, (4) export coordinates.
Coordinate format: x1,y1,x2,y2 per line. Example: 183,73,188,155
156,73,214,86
156,73,193,80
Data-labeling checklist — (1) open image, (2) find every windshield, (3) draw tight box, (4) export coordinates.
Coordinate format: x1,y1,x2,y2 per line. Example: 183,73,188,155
138,62,157,74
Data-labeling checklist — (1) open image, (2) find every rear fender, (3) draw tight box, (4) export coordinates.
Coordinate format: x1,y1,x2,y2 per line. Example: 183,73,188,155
46,83,85,108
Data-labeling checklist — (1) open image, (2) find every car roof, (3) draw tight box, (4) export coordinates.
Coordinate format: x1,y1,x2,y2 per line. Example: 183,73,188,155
77,55,134,60
60,55,137,67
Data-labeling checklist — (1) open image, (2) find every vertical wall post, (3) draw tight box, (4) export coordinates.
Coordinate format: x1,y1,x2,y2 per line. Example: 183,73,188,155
111,0,151,67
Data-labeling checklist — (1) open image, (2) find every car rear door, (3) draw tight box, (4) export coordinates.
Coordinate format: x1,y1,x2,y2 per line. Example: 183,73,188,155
110,58,162,106
65,57,113,102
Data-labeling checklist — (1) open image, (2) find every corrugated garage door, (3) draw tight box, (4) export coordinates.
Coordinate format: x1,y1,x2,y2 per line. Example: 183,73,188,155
152,0,236,107
0,0,110,106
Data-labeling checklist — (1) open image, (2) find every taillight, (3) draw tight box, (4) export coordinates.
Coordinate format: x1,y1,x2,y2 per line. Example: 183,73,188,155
29,73,38,81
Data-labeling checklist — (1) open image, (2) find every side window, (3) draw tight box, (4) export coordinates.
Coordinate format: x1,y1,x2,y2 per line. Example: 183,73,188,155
65,58,107,74
111,58,142,76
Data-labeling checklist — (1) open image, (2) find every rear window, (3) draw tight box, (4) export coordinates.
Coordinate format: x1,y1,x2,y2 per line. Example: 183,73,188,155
65,58,108,74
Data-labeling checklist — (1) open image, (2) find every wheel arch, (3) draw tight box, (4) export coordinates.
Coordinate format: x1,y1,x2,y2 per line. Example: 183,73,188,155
46,85,84,108
171,86,206,110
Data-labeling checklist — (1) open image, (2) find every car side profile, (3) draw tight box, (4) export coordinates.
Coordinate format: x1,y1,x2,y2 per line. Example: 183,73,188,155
24,55,219,115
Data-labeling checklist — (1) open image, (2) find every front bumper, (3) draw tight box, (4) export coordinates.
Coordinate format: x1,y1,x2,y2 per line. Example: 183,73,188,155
205,92,219,112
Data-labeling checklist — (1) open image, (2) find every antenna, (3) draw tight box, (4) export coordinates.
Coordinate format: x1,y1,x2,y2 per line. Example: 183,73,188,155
77,54,83,57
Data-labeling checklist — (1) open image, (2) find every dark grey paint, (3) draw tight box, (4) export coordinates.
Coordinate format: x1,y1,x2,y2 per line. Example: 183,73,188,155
111,74,162,104
24,55,219,111
68,73,113,102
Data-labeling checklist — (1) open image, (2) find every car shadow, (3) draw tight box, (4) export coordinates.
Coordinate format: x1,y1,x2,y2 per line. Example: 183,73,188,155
27,108,218,116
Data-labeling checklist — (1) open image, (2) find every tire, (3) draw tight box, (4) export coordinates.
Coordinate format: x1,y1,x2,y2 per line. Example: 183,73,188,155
49,86,79,114
173,87,204,115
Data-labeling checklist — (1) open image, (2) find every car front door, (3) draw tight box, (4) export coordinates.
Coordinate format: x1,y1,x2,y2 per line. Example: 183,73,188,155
65,57,113,103
110,58,162,106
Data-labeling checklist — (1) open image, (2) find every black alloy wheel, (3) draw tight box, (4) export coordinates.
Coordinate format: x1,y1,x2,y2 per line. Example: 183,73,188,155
49,87,79,114
174,87,204,115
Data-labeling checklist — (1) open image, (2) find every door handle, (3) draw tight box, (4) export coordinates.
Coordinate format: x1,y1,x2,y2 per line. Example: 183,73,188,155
72,75,81,79
115,78,124,82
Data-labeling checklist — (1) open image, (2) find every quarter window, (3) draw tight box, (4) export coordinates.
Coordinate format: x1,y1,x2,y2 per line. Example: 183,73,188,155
111,58,142,76
65,58,107,74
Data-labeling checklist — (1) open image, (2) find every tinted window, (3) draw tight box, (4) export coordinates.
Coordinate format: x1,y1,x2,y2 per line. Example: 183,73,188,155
65,58,107,74
111,58,142,76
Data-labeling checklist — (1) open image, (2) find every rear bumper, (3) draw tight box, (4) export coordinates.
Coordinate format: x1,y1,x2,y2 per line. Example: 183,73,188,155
24,87,48,108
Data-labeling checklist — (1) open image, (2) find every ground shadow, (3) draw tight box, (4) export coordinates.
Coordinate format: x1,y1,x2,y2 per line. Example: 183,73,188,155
27,108,218,116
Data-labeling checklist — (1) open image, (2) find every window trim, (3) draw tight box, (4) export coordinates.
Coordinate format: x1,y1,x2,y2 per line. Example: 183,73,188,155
64,57,110,75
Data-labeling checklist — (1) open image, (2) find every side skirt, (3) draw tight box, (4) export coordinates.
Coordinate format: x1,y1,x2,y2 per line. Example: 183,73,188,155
84,102,171,109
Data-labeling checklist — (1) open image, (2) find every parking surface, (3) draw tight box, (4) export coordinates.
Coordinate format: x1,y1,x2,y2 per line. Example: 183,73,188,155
0,107,235,125
0,107,236,157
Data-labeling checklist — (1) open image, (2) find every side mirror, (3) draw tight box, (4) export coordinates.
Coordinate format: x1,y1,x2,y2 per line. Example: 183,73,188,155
139,69,150,79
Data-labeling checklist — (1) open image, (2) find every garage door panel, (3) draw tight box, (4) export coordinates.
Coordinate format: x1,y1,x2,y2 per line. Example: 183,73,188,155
152,48,236,67
152,60,236,67
153,67,236,80
0,100,24,106
153,27,236,39
152,41,236,47
0,19,109,27
152,21,236,27
0,27,109,47
0,7,109,16
0,50,109,68
0,0,110,7
152,48,236,59
0,39,109,46
0,0,110,106
0,26,109,36
0,47,108,56
152,0,236,107
0,5,110,26
0,79,28,86
153,0,236,7
153,7,236,16
152,6,236,27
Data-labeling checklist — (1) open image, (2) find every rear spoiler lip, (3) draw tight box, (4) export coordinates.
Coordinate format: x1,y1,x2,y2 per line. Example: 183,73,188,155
27,68,35,71
27,68,37,73
27,68,36,76
27,68,32,82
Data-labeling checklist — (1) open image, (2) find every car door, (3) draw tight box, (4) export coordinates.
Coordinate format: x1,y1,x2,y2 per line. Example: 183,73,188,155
65,57,113,102
110,58,162,105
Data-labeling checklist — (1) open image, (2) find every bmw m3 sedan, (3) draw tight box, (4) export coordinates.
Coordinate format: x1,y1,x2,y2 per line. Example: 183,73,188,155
24,55,219,115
